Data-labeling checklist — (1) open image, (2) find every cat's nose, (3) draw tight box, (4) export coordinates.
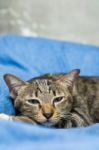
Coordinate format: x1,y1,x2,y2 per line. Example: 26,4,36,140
43,112,53,119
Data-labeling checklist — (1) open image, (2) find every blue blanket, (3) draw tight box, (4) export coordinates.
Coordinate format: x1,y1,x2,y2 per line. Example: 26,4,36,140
0,35,99,149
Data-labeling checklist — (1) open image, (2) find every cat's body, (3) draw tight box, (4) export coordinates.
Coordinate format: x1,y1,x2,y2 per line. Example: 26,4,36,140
72,76,99,124
2,69,99,128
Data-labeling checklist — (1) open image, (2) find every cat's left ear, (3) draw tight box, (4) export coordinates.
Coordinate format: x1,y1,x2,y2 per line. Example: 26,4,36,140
4,74,28,99
57,69,80,87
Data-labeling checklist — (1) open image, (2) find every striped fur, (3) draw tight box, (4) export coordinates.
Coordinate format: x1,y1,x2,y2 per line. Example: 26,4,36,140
4,69,99,128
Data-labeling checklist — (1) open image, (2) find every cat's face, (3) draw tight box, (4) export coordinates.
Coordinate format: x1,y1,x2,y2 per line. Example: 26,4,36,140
14,79,73,127
4,69,80,127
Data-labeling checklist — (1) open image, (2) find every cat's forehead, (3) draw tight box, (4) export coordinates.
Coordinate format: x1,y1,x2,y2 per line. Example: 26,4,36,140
26,78,65,96
31,79,55,92
33,79,50,86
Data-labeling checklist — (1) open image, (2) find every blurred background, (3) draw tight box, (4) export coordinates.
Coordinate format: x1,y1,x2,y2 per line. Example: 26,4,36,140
0,0,99,45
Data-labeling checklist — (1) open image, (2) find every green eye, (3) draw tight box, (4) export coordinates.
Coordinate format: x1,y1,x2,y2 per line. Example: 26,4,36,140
53,96,64,103
27,99,40,104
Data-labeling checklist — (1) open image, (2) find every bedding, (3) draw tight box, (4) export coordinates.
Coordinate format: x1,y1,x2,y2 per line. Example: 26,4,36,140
0,35,99,149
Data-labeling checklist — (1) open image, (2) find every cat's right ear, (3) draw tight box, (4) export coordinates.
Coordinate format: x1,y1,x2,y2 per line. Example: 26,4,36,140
4,74,28,99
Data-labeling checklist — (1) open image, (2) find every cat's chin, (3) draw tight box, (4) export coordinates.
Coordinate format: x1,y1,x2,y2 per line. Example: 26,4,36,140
38,120,57,127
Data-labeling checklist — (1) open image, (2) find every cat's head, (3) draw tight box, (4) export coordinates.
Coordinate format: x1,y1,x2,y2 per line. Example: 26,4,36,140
4,69,80,127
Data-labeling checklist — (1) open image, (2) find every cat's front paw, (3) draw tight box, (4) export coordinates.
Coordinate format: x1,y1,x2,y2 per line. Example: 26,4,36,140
0,113,12,120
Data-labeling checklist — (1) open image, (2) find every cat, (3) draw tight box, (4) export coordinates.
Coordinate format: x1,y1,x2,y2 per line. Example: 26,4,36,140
1,69,99,128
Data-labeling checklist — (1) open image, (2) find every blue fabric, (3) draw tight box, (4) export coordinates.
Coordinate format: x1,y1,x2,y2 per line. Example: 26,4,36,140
0,35,99,149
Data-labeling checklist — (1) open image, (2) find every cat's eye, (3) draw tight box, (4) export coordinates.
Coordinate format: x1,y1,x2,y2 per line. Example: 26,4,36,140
27,99,40,104
53,96,64,103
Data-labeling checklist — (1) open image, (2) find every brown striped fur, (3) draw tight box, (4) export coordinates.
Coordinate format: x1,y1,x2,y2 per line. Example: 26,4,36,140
3,69,99,128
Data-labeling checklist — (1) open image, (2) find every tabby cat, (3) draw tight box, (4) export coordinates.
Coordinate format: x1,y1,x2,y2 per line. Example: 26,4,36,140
1,69,99,128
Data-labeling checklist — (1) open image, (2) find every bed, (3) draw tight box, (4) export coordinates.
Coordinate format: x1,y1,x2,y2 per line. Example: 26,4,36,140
0,35,99,150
